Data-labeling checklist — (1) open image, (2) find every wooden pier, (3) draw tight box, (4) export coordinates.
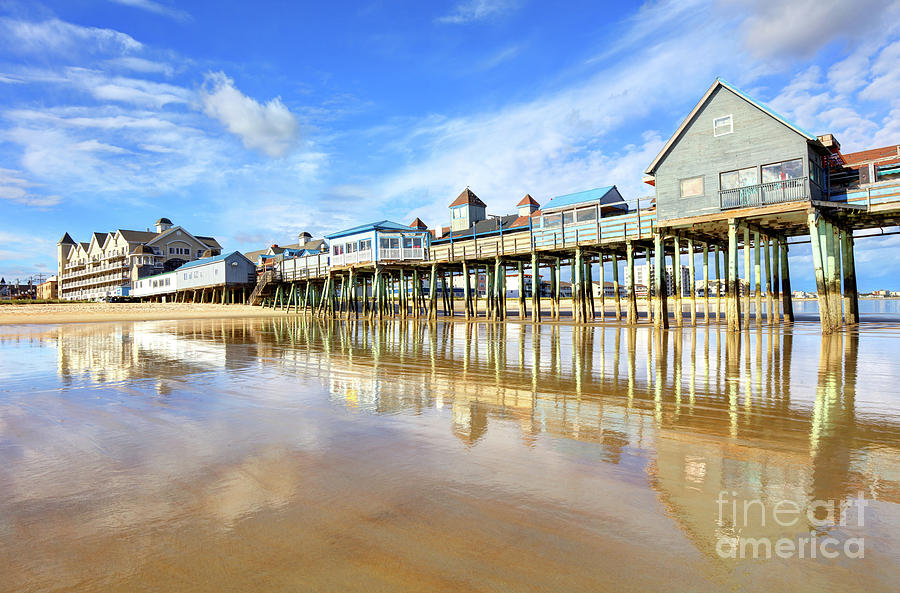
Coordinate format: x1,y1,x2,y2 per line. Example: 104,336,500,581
255,181,900,334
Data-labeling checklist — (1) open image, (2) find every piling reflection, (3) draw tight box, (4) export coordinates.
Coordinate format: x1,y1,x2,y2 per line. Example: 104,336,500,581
0,318,898,591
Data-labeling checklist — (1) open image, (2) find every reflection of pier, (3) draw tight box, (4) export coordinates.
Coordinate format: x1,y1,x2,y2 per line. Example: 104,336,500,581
246,318,900,509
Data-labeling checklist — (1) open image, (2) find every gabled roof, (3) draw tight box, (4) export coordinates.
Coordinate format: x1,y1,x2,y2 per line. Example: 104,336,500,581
517,194,539,207
176,250,252,270
325,220,418,240
450,188,487,208
58,232,75,245
119,229,159,242
195,235,222,249
841,144,900,168
644,78,820,176
542,186,625,212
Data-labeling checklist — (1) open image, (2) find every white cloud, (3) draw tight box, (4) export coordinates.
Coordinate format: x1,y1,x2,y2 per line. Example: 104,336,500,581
108,0,192,23
0,167,61,207
0,17,141,55
734,0,900,59
200,72,300,158
436,0,518,24
105,56,175,77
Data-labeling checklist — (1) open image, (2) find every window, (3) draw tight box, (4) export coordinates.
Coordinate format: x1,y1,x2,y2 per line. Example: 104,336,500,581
412,237,422,248
543,213,561,228
359,239,371,251
713,115,733,137
403,237,413,249
380,237,399,249
346,242,356,253
563,211,574,225
576,207,597,223
680,176,704,197
169,247,174,254
452,206,464,219
719,167,758,190
810,159,825,187
762,159,803,183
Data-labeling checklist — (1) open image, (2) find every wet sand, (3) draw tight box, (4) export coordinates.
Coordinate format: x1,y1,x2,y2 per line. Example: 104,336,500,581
0,318,898,592
0,302,288,325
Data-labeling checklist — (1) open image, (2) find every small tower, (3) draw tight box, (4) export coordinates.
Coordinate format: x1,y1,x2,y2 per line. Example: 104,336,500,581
516,194,540,217
154,217,173,233
57,232,76,293
449,188,487,232
297,231,312,246
409,217,428,230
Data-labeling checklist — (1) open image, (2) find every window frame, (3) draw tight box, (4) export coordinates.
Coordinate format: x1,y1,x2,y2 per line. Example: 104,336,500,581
713,114,733,137
680,176,704,198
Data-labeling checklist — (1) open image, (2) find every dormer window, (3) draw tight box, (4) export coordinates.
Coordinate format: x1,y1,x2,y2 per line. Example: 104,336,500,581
452,206,465,219
714,115,733,137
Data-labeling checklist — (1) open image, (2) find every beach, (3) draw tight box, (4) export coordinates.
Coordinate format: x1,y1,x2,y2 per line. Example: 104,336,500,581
0,302,287,325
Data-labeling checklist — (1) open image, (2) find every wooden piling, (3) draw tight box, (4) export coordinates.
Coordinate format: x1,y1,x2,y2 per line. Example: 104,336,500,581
702,243,710,323
743,226,751,323
462,261,471,319
727,220,741,331
653,234,669,328
714,245,722,321
764,236,773,325
841,230,859,324
753,232,762,325
771,238,780,323
586,256,596,321
808,213,832,333
612,252,621,322
780,240,793,321
531,251,541,322
574,247,584,323
687,239,696,325
672,236,682,326
626,241,637,324
824,220,842,330
551,258,560,320
517,261,526,319
644,247,653,324
597,253,606,321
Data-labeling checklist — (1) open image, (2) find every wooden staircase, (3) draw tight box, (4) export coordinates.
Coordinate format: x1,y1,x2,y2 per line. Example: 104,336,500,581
248,270,278,306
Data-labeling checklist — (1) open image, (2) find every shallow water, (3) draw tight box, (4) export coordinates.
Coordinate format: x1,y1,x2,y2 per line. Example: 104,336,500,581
0,317,898,592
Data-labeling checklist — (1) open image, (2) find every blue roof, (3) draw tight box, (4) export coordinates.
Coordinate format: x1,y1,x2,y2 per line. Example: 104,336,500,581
325,220,418,239
542,186,618,211
717,78,818,141
177,250,248,270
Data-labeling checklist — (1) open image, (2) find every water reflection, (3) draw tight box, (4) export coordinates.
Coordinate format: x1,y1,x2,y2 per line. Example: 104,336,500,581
0,319,898,592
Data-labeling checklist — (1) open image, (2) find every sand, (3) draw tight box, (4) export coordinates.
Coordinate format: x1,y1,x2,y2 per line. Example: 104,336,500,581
0,302,289,325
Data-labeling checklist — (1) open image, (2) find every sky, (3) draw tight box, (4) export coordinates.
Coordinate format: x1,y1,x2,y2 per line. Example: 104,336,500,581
1,0,899,290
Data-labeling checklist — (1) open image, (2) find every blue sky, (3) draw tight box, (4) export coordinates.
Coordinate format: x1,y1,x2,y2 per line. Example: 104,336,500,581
1,0,899,290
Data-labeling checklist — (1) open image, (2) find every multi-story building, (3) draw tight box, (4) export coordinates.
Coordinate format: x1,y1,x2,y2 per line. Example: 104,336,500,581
37,276,58,300
626,263,692,297
56,217,222,301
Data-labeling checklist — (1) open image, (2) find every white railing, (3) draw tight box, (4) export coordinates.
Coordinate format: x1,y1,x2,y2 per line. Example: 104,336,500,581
720,177,808,209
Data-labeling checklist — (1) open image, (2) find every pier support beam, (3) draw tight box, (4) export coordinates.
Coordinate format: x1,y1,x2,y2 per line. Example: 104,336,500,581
841,230,859,324
780,240,794,321
573,247,584,323
727,220,742,331
517,261,526,319
644,247,653,324
753,232,762,325
598,253,606,321
653,234,669,329
586,255,596,321
462,261,471,319
612,252,621,322
764,236,774,325
808,212,833,333
687,239,696,325
702,243,710,323
743,226,751,323
714,245,722,321
429,264,438,319
551,258,560,320
531,251,541,322
626,241,638,324
673,236,682,327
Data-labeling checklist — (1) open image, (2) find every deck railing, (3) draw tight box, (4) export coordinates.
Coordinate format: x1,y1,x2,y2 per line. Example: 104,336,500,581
719,177,808,209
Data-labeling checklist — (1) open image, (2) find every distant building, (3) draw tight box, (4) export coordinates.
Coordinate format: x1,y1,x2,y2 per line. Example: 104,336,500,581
131,251,256,300
244,231,328,266
57,217,222,301
37,276,58,300
626,263,692,296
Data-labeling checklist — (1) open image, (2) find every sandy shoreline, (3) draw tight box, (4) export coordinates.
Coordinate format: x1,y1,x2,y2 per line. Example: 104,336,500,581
0,303,289,325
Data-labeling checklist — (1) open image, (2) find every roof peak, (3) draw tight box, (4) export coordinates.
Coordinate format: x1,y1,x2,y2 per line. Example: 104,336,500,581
517,194,540,207
450,187,487,208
